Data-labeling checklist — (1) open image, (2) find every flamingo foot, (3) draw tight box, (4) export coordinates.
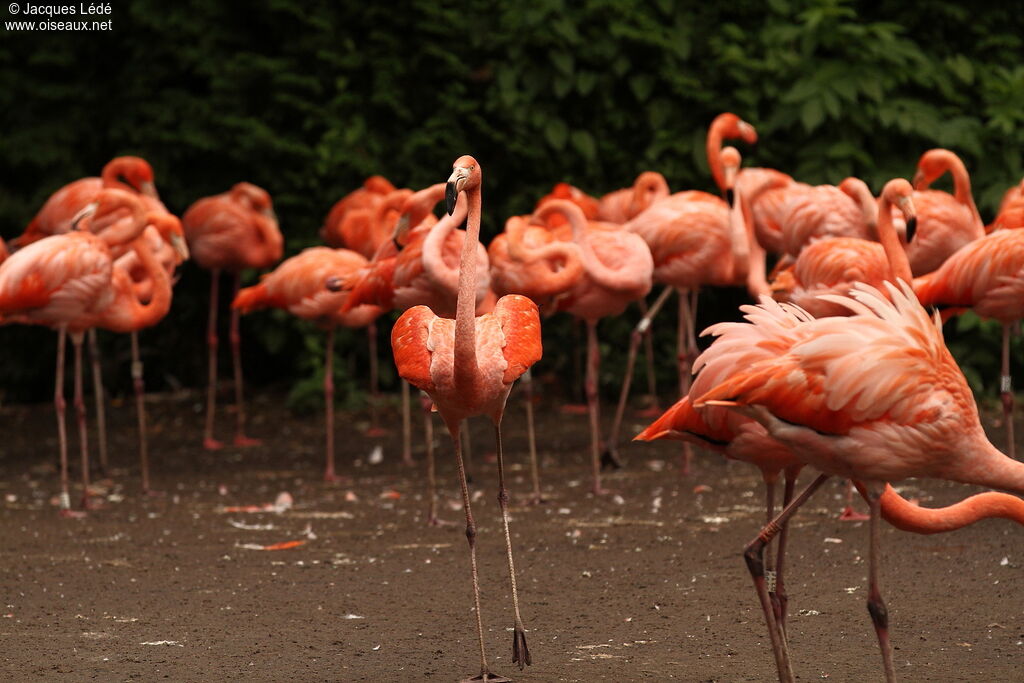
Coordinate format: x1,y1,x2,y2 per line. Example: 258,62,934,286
141,489,167,498
558,403,589,415
59,508,88,519
427,516,454,528
592,485,615,496
203,437,225,451
526,495,549,506
600,447,624,471
323,471,353,485
233,435,262,447
838,505,870,522
363,427,388,438
460,673,512,683
512,625,531,670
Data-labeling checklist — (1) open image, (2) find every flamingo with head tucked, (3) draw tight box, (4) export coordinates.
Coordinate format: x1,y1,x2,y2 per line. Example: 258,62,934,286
391,155,541,681
183,182,283,451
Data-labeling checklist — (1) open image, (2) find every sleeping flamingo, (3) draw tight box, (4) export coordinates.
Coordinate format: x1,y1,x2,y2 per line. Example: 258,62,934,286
234,247,382,482
391,155,540,680
183,182,283,450
522,199,653,494
596,171,671,224
0,190,171,513
690,197,1024,681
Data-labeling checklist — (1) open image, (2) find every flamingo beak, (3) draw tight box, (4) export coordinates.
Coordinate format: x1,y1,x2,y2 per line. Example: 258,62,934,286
739,120,758,145
391,214,410,252
446,167,469,216
170,233,190,261
725,188,735,209
898,196,918,242
723,165,738,208
325,276,344,293
70,202,99,231
911,170,926,191
905,216,917,242
139,181,159,200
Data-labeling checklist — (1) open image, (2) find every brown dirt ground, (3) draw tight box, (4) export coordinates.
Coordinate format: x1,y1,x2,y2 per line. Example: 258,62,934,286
0,388,1022,682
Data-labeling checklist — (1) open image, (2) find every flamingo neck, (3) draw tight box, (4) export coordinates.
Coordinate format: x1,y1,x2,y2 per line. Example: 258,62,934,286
876,483,1024,534
453,186,481,387
706,119,728,193
563,207,630,292
946,156,984,229
506,219,582,292
422,194,468,298
877,194,912,284
122,233,173,327
945,438,1024,497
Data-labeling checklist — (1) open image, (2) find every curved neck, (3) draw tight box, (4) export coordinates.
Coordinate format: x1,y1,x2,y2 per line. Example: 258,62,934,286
506,218,583,293
872,483,1024,534
629,172,669,216
877,193,913,284
841,179,879,235
106,234,173,329
453,184,482,387
948,158,984,229
556,206,633,292
422,193,469,296
706,118,729,193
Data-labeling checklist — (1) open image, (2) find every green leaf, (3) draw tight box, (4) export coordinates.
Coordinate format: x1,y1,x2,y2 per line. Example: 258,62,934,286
544,118,569,150
571,130,596,162
800,98,824,132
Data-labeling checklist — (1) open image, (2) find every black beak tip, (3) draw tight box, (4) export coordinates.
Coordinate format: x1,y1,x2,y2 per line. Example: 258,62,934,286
725,188,735,209
392,236,405,253
325,276,343,292
445,182,457,216
905,216,917,243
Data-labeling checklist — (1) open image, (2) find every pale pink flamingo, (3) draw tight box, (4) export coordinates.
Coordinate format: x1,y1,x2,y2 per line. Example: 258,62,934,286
776,181,876,260
522,199,653,493
234,247,382,482
183,182,283,450
691,263,1024,681
0,190,165,514
391,155,541,680
889,148,985,275
914,227,1024,459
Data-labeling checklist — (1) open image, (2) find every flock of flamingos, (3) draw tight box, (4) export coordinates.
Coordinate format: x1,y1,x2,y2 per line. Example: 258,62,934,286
2,112,1024,682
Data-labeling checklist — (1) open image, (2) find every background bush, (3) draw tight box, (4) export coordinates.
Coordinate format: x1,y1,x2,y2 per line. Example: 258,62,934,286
1,0,1022,407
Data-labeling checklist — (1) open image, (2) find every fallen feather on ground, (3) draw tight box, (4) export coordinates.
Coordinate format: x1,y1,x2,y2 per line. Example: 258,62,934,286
342,614,365,620
219,492,293,514
141,640,183,646
228,520,275,531
235,540,307,551
379,490,402,500
368,445,383,465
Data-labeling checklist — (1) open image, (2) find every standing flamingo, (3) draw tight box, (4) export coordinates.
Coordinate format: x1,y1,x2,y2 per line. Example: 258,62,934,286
234,247,382,482
183,182,283,450
522,199,652,493
0,190,162,513
693,277,1024,682
914,228,1024,459
895,148,984,275
321,175,401,255
391,156,540,680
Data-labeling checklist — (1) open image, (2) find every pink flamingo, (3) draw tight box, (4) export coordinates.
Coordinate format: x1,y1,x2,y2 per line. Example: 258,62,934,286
234,247,382,482
776,181,876,260
535,182,601,226
596,171,671,224
914,227,1024,459
183,182,283,450
392,155,541,680
894,148,984,275
0,190,169,514
992,177,1024,231
521,199,653,493
692,221,1024,683
321,175,402,256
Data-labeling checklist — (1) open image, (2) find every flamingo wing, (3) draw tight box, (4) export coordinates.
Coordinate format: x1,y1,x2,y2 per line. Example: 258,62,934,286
492,294,542,384
391,305,437,393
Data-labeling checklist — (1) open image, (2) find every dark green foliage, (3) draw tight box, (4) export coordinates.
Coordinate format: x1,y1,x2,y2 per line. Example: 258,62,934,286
1,0,1023,406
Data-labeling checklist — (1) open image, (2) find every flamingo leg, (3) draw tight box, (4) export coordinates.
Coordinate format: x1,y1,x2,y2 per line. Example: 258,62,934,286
422,401,443,526
744,472,831,683
774,466,800,635
203,269,223,450
677,288,695,476
87,328,108,477
1001,323,1014,460
461,420,474,485
585,320,608,495
230,272,259,446
865,484,897,683
55,328,72,514
131,332,154,495
448,422,504,683
522,368,544,505
72,334,93,509
365,322,384,436
401,380,413,466
493,422,531,671
637,297,659,410
839,479,870,521
323,327,339,482
608,286,674,469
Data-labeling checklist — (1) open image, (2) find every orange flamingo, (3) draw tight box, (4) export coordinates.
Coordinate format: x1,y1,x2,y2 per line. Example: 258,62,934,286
596,171,671,224
535,182,601,227
521,199,652,494
234,247,382,482
991,177,1024,231
321,175,402,256
776,181,876,260
887,148,985,275
914,227,1024,459
183,182,283,450
692,271,1024,682
0,190,165,514
391,155,540,680
706,113,805,254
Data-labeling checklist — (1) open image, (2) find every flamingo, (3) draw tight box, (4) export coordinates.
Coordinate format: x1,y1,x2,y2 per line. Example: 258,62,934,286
596,171,671,224
534,182,601,227
776,180,876,260
391,155,540,681
992,178,1024,231
881,148,985,276
183,182,283,450
321,175,401,256
706,113,805,254
17,155,177,474
519,199,652,493
0,190,166,514
914,228,1024,459
234,247,382,482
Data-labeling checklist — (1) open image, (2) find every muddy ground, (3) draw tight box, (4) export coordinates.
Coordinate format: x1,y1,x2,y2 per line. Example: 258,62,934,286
0,389,1021,682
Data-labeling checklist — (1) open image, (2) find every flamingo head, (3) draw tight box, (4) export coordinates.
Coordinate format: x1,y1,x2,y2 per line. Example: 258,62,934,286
148,212,190,262
912,148,958,191
103,156,159,199
446,155,480,215
721,146,741,208
231,182,276,220
883,178,918,242
714,113,758,145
